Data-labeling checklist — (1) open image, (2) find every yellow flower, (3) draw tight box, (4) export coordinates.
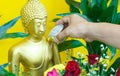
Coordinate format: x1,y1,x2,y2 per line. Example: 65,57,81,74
99,58,110,65
74,0,80,2
80,69,87,76
94,67,99,71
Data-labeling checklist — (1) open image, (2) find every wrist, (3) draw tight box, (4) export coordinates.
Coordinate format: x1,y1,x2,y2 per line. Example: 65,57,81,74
84,22,95,42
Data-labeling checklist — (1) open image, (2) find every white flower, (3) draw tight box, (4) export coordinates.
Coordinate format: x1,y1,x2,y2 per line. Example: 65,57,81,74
111,67,115,72
92,71,96,74
77,52,80,55
84,61,87,64
90,69,96,74
97,19,100,22
65,49,69,53
105,56,109,59
103,64,107,67
75,60,78,62
100,44,104,47
110,74,114,76
101,47,104,50
90,65,93,67
103,53,106,56
103,69,107,72
87,73,91,76
95,57,99,60
81,54,84,57
100,44,104,50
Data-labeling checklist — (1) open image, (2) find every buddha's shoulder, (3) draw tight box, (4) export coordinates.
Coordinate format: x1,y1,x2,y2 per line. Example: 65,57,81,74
9,45,22,55
46,37,56,44
9,39,29,52
46,37,58,48
9,45,23,54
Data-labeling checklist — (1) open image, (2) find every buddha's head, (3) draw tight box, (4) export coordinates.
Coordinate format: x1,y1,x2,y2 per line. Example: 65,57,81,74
21,0,47,37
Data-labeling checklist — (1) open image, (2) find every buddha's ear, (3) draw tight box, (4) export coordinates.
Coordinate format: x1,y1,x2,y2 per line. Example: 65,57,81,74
24,26,29,34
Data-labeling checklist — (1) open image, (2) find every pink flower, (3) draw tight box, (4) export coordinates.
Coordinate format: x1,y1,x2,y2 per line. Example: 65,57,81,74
88,54,100,65
116,67,120,76
47,68,60,76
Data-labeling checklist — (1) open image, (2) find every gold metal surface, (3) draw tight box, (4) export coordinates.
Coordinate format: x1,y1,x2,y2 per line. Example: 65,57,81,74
8,0,60,76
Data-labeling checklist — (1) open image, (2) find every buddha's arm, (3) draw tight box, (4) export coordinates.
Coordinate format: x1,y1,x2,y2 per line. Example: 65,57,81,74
52,42,61,64
8,48,20,76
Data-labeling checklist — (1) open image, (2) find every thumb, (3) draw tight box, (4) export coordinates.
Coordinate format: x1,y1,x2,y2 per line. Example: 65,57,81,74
55,29,69,43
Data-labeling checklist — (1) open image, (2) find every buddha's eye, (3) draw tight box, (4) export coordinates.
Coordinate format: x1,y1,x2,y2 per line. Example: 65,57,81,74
37,24,41,28
36,22,42,26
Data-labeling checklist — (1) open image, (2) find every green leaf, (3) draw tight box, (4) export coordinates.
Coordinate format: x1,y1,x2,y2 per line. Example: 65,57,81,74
69,4,80,13
109,0,118,8
0,16,28,39
88,4,103,22
115,13,120,24
97,0,102,7
99,6,114,22
0,16,21,38
0,63,8,68
0,32,28,39
3,73,15,76
57,13,92,22
106,57,120,75
65,0,80,13
90,0,107,16
58,40,86,52
91,0,97,8
65,0,80,10
71,56,79,60
87,41,105,54
0,63,15,76
109,0,118,23
52,18,60,22
101,0,107,10
80,0,88,15
0,69,8,76
0,63,9,75
56,12,78,17
107,45,116,60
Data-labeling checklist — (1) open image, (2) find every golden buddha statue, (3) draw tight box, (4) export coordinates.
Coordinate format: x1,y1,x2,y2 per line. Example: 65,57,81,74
8,0,60,76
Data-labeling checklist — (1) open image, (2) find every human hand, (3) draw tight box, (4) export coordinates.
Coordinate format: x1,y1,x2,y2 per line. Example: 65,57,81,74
55,14,91,42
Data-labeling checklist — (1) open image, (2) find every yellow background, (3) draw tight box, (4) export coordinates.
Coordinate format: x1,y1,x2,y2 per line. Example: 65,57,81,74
0,0,70,64
0,0,120,65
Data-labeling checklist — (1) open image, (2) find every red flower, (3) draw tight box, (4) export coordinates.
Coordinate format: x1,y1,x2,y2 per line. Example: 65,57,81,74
116,67,120,76
88,54,100,65
64,60,81,76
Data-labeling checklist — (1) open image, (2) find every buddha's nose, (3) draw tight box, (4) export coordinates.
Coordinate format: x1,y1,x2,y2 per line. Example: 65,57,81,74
40,25,45,32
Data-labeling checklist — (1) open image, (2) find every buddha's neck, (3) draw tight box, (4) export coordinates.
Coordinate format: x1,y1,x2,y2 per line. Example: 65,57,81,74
28,36,44,43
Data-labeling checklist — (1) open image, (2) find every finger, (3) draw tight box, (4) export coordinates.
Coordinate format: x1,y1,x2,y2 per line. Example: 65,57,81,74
56,28,69,42
56,16,70,25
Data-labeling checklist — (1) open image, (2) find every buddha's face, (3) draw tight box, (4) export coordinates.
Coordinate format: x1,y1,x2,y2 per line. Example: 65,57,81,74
27,17,47,37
